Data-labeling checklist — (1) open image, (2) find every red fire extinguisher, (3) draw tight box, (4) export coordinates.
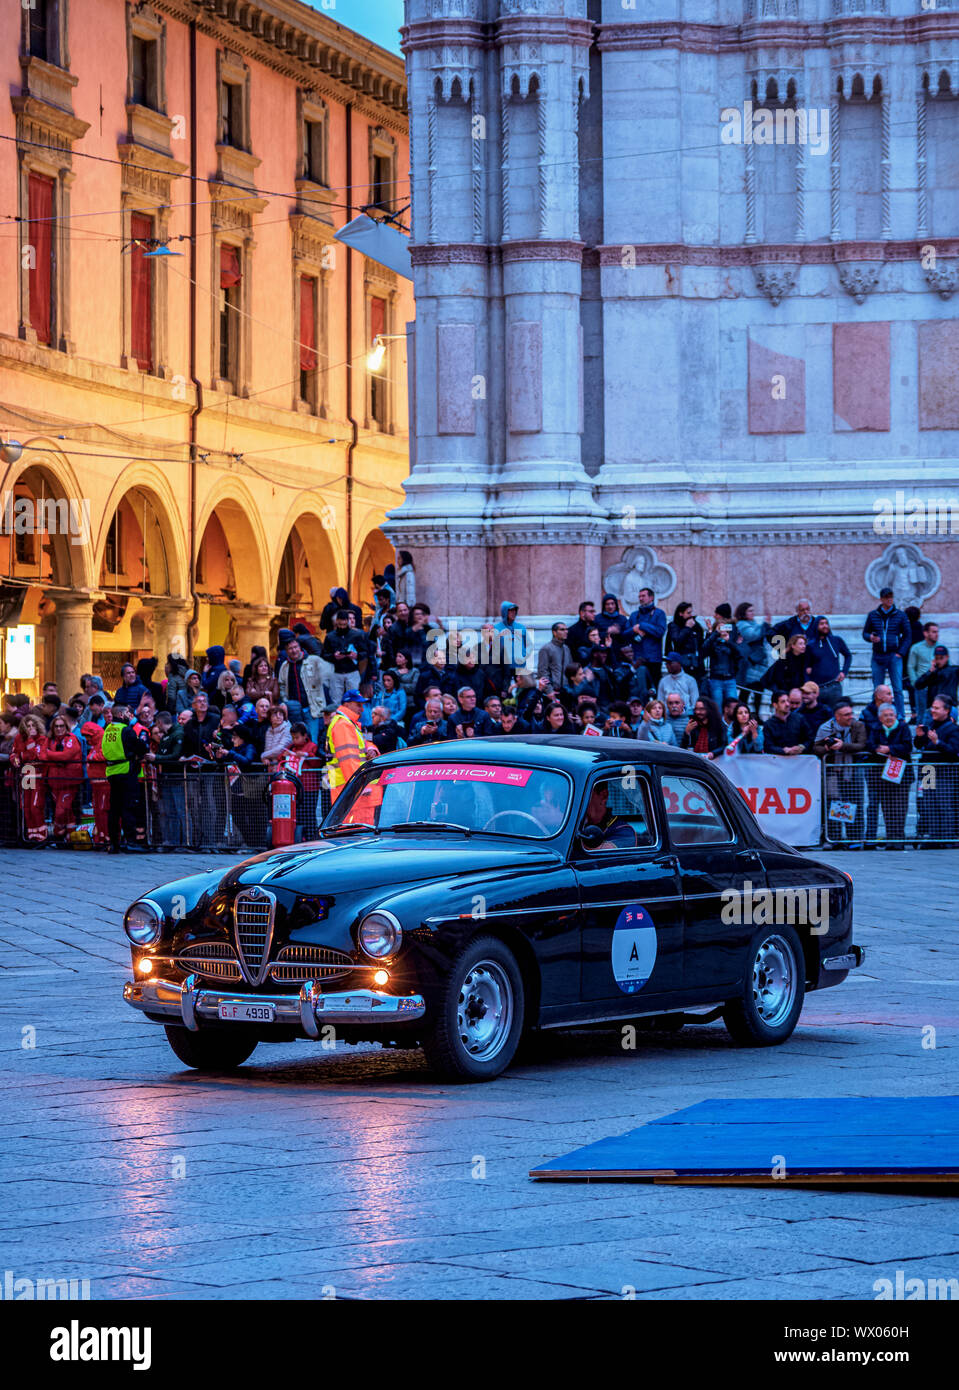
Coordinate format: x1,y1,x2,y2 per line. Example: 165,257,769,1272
268,770,300,848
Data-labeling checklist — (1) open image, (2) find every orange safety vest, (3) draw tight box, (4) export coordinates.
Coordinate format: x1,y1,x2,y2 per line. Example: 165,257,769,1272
326,709,367,790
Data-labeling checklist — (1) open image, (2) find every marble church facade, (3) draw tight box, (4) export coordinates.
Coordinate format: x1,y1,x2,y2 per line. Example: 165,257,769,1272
387,0,959,652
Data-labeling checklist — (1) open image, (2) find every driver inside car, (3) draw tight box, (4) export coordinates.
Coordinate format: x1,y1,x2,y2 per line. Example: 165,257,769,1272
582,781,639,850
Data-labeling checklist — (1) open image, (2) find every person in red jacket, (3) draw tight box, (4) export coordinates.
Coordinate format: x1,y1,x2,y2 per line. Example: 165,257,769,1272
41,713,84,844
82,719,110,848
11,713,48,844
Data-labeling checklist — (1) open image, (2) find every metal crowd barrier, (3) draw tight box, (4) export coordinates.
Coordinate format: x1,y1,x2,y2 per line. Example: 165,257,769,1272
0,756,332,851
822,758,959,847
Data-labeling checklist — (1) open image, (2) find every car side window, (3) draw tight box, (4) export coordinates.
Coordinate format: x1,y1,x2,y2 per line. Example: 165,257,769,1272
661,773,735,847
579,774,657,853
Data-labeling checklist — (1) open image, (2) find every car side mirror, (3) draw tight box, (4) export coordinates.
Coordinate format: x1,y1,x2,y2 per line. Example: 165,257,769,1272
578,823,605,850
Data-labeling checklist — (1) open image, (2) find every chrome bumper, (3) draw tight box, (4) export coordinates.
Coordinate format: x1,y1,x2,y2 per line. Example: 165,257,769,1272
821,944,866,972
123,973,426,1035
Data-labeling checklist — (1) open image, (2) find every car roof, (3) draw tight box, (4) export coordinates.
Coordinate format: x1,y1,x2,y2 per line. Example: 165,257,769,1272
376,734,710,776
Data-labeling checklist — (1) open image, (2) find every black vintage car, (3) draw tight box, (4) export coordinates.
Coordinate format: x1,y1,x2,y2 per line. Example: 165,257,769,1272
122,737,863,1081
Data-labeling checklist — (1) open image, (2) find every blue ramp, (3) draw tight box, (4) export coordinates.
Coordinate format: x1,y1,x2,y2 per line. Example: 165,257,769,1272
530,1098,959,1184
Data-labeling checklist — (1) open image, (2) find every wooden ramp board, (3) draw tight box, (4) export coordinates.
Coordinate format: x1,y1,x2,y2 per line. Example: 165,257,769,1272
530,1097,959,1185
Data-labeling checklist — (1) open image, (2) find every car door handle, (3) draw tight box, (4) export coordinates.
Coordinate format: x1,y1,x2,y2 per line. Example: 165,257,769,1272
736,849,761,863
653,854,679,869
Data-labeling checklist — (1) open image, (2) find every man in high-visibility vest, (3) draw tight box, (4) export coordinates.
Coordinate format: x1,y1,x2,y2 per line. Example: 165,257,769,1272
102,707,148,853
326,691,377,803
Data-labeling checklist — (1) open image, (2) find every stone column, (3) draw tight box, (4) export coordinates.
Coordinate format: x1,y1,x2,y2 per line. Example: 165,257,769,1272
54,594,94,700
231,604,280,662
146,599,195,665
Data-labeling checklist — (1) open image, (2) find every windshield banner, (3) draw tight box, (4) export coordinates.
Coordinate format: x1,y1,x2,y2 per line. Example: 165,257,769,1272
380,765,533,787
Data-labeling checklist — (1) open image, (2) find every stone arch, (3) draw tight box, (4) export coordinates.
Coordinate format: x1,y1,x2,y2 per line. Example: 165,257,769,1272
0,439,95,591
273,498,343,630
196,478,271,606
95,465,189,599
352,522,393,613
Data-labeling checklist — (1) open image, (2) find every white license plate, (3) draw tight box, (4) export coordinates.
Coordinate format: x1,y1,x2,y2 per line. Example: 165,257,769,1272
218,1002,275,1023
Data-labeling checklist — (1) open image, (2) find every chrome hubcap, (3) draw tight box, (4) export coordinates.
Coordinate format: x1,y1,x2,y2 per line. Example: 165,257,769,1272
752,934,797,1028
457,960,513,1061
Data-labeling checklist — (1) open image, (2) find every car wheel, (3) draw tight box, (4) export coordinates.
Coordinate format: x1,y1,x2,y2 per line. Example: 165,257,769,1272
422,936,525,1083
163,1025,258,1071
722,925,805,1047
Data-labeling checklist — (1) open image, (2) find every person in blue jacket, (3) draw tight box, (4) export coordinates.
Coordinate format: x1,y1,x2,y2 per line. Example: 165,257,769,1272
862,589,912,721
807,616,852,707
495,600,529,671
626,587,667,693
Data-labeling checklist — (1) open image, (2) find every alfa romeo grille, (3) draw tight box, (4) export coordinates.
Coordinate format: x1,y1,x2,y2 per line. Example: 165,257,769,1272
177,942,243,982
268,945,354,985
234,889,277,985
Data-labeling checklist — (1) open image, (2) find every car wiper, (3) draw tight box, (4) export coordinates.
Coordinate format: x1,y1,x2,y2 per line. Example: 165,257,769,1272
322,823,377,836
380,820,473,837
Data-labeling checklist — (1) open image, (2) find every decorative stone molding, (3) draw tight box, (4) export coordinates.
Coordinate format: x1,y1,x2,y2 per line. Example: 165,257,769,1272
595,239,959,270
865,542,941,607
923,261,959,300
501,239,584,264
836,259,882,302
752,262,799,306
603,547,677,609
410,242,490,266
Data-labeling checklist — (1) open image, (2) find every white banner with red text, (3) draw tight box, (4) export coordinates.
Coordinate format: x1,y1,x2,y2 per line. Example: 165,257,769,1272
716,754,822,848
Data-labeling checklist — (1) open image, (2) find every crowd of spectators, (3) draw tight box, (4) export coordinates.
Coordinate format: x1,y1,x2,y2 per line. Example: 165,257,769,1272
1,559,956,850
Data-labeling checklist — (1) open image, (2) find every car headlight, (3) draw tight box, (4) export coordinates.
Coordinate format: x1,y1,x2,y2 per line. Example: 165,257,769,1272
124,900,163,947
358,910,402,960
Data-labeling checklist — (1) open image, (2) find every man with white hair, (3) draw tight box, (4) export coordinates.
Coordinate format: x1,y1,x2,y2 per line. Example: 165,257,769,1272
773,597,819,646
862,683,894,745
369,704,406,755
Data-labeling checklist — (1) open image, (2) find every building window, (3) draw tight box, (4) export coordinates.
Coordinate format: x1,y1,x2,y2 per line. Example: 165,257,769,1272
220,79,245,150
369,129,397,215
218,244,242,388
369,295,388,429
27,173,55,347
130,212,154,372
29,0,52,63
303,117,326,186
299,275,319,409
131,34,159,110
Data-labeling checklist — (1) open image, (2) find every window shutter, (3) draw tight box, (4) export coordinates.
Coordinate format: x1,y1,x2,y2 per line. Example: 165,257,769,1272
299,277,317,371
370,296,386,347
130,212,153,372
28,173,54,346
220,245,242,289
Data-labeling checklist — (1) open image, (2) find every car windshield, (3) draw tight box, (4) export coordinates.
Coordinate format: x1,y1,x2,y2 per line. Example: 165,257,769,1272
323,762,571,839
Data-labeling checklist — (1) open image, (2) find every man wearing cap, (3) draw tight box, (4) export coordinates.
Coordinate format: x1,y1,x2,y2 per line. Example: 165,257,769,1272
862,587,912,720
657,652,698,714
325,690,377,803
915,645,959,715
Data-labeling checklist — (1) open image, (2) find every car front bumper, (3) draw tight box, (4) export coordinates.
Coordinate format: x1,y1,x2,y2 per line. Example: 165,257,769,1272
123,974,426,1037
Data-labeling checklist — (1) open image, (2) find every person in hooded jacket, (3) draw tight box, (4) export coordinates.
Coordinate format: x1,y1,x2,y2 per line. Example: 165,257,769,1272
320,587,364,632
665,602,705,682
494,600,529,672
201,645,227,697
164,655,190,716
595,594,625,639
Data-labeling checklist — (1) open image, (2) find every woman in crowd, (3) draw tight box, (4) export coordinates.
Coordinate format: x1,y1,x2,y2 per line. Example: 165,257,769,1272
41,713,84,845
11,713,48,844
682,697,727,759
261,704,293,768
636,697,678,745
537,700,574,734
761,633,812,695
724,702,764,755
733,602,775,714
379,669,407,726
665,602,705,681
245,655,280,705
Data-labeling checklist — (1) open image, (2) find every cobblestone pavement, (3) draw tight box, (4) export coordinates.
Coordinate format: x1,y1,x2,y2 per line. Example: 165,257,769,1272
0,846,957,1301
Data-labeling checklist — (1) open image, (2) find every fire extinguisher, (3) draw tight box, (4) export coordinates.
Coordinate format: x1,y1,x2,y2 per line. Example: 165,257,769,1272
268,770,302,848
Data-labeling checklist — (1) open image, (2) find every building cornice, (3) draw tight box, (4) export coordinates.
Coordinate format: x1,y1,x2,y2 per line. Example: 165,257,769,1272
596,238,959,268
502,239,584,264
156,0,407,128
494,16,594,49
410,242,490,267
596,13,959,55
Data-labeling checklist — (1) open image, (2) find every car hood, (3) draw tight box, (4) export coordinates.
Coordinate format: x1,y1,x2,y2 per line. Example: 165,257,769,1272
219,835,562,897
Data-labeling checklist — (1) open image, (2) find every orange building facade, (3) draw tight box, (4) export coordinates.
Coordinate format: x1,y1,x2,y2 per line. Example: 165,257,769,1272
0,0,411,699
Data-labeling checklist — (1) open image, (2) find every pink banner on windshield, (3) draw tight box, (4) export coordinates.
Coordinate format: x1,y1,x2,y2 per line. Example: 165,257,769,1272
381,765,533,787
